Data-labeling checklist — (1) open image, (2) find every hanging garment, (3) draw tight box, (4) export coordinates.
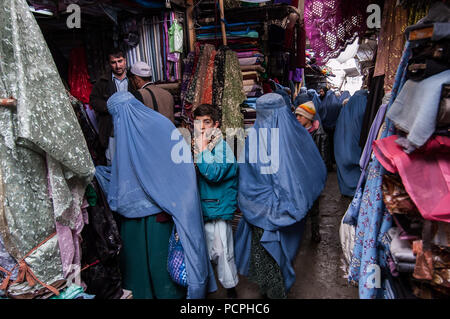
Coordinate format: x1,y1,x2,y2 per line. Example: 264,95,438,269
373,134,450,223
348,41,412,299
334,90,368,197
221,49,246,140
234,93,327,292
69,95,103,166
357,103,388,191
373,0,408,93
94,92,217,298
386,70,450,149
213,47,227,110
200,50,217,105
80,180,123,299
168,20,183,53
359,75,385,148
0,0,95,297
68,47,93,104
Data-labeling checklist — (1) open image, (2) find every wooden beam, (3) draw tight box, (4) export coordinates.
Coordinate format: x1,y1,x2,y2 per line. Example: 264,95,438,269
218,0,227,46
186,0,196,52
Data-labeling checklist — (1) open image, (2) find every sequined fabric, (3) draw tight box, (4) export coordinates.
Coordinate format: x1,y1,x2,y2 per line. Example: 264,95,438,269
213,47,226,110
221,49,245,140
0,0,95,297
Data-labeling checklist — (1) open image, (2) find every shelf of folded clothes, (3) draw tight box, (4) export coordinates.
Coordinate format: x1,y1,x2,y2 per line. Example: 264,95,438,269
241,97,257,129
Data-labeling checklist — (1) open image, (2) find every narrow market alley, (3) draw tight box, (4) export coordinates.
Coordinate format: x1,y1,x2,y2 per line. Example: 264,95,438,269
209,171,358,299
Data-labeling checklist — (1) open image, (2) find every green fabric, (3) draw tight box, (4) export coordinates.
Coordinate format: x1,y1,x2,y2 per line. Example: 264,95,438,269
221,50,245,143
248,226,287,299
85,184,97,207
50,284,84,299
169,21,183,53
118,214,186,299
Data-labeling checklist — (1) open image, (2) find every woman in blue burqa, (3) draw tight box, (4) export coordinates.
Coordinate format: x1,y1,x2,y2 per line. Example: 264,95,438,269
95,91,217,299
234,93,327,298
334,90,368,197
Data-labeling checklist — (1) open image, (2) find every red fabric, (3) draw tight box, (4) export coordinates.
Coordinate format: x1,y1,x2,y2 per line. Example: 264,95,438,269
373,135,450,223
201,50,217,105
68,47,93,104
262,82,273,94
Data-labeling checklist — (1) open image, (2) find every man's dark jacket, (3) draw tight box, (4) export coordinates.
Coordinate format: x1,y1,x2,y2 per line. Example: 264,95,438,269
89,72,136,150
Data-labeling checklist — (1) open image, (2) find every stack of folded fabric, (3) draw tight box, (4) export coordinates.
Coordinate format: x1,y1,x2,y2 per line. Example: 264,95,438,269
196,21,266,128
387,227,417,274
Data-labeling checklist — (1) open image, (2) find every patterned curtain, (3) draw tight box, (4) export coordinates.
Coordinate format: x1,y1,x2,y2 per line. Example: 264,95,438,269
304,0,371,65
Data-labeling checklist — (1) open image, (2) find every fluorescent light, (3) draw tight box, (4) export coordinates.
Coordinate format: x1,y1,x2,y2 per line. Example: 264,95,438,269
29,6,54,16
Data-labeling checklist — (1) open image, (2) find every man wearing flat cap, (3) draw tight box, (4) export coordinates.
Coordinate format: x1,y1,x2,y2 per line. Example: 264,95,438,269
129,61,175,124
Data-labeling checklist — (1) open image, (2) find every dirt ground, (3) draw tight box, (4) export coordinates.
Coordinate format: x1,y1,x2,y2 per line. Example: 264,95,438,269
208,171,359,299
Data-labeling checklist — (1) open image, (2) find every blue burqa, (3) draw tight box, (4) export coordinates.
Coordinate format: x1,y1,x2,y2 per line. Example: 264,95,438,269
334,90,368,196
317,90,342,129
95,92,217,299
234,93,327,291
338,90,351,104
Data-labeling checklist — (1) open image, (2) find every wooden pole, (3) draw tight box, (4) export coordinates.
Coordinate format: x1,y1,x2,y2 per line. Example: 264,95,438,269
186,0,196,52
0,98,16,107
218,0,227,46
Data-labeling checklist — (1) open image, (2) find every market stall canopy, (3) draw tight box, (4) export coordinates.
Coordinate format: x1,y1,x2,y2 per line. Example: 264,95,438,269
27,0,185,19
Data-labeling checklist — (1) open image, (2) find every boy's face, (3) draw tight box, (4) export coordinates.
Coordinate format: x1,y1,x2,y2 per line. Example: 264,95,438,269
296,114,311,128
194,115,219,136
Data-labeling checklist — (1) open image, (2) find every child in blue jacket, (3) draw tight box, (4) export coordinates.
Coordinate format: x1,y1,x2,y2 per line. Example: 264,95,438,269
193,104,239,298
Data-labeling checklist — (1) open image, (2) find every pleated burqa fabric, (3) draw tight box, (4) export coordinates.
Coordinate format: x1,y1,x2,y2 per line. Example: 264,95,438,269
0,0,95,297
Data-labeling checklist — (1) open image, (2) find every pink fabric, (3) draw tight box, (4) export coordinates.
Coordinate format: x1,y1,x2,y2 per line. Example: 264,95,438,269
373,135,450,223
47,168,88,279
307,120,320,133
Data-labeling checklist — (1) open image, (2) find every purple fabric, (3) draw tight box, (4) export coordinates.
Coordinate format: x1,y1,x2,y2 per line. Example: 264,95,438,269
304,0,370,65
236,51,263,58
357,103,388,190
290,68,303,83
274,0,292,3
0,236,18,285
